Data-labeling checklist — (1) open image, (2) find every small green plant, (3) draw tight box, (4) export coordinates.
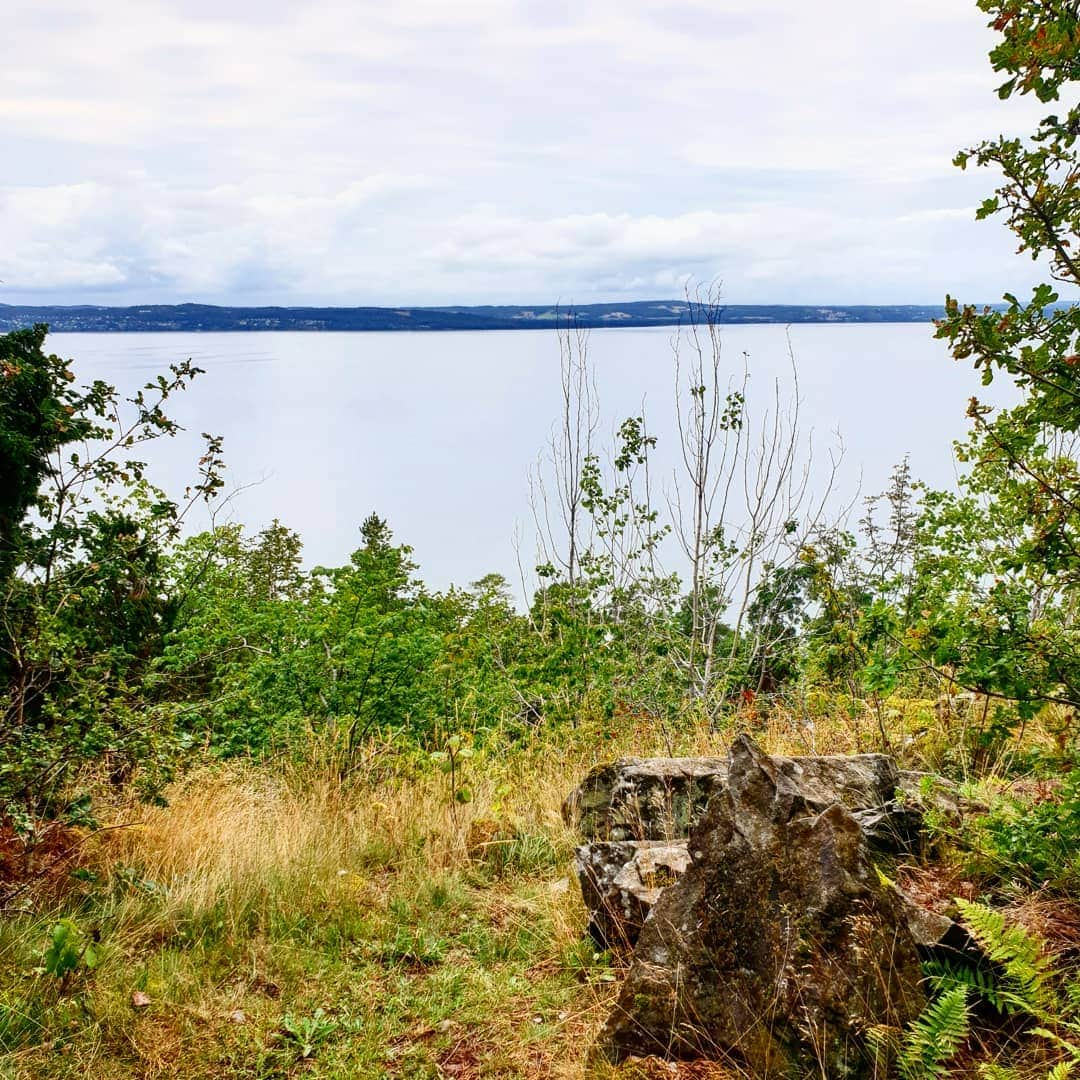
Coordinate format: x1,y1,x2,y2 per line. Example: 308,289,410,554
560,938,617,983
41,919,98,990
955,899,1055,1018
429,733,474,805
379,926,447,969
280,1007,337,1060
923,898,1052,1022
925,957,1020,1017
922,901,1080,1078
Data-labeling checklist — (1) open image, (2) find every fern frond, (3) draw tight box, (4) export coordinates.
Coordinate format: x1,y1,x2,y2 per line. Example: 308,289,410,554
986,1061,1077,1080
978,1064,1019,1080
925,957,1016,1015
956,899,1055,1015
866,1022,901,1073
1032,1027,1080,1062
898,985,971,1080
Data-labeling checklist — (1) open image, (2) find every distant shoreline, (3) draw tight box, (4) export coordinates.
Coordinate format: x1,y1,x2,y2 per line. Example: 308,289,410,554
0,301,947,334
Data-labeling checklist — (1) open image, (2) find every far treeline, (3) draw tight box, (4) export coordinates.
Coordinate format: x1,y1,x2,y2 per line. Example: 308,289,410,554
0,301,947,333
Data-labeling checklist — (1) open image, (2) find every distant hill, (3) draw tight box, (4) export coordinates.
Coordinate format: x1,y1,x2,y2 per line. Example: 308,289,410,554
0,301,947,333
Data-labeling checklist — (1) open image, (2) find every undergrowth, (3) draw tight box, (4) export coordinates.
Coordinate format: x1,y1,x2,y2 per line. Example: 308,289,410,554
0,704,1076,1079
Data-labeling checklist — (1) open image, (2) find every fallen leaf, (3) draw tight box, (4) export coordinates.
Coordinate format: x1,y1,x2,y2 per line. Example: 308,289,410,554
131,991,151,1009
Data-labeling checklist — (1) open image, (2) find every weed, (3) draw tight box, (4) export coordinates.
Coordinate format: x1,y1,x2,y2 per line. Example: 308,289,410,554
280,1006,337,1060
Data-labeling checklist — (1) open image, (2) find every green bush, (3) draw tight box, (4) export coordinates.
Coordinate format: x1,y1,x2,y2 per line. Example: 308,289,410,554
971,773,1080,890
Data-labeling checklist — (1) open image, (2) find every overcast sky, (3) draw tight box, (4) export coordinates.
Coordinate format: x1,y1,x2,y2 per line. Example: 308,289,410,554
0,0,1054,306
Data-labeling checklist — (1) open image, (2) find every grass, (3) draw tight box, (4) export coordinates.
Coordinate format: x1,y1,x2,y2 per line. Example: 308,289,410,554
0,702,1068,1079
0,718,662,1079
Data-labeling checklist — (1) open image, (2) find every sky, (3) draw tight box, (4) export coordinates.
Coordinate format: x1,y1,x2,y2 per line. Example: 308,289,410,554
0,0,1055,307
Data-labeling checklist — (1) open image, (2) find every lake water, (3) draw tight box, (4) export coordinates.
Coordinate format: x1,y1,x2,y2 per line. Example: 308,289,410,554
49,324,993,592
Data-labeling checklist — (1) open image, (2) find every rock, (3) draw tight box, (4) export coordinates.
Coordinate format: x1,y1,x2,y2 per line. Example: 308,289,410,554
566,750,986,954
761,748,902,813
593,736,925,1075
851,801,925,852
574,839,691,947
898,770,988,823
565,747,922,851
576,838,979,956
894,887,986,966
562,757,729,842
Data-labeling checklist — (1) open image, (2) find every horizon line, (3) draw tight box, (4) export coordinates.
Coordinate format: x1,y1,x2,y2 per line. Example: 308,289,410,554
0,298,951,311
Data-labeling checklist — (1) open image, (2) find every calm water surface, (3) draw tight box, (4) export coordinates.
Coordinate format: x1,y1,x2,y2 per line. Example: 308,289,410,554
50,325,989,591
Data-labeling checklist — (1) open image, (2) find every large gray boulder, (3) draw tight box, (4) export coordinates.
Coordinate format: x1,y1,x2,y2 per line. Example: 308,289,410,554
592,736,926,1076
568,747,930,950
570,755,987,966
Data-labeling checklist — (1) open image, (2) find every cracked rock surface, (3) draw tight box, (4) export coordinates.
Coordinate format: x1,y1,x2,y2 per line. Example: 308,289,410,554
592,736,926,1076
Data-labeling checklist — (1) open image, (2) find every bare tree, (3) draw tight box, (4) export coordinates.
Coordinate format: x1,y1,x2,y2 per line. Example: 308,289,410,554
529,312,599,596
524,290,844,718
669,285,842,706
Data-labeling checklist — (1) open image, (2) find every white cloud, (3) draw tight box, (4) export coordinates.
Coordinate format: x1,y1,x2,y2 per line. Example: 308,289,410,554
0,0,1053,304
